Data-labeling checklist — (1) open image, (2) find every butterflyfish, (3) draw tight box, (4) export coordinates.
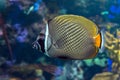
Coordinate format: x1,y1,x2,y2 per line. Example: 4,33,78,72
33,15,103,59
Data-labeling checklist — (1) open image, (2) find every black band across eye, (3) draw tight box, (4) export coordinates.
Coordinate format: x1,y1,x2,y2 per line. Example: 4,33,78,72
37,39,45,53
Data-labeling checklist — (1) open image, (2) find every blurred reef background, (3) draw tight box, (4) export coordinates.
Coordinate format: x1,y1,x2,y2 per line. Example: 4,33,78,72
0,0,120,80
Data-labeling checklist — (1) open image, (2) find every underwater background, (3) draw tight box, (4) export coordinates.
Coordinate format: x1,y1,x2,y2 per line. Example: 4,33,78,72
0,0,120,80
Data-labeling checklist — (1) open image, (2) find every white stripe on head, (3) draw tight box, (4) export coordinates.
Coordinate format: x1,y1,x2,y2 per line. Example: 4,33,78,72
44,22,50,56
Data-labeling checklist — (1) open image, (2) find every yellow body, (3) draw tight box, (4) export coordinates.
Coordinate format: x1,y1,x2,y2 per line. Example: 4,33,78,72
45,15,102,59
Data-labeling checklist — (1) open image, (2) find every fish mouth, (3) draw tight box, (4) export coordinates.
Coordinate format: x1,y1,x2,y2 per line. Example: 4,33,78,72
32,41,42,52
32,38,45,53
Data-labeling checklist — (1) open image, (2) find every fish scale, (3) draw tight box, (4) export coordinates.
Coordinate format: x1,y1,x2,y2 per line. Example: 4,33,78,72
48,15,97,59
64,26,89,54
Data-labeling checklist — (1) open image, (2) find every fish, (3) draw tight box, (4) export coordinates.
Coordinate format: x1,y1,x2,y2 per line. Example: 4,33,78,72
33,15,103,59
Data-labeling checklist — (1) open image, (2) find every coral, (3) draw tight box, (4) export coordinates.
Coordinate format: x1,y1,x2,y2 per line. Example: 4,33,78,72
92,72,119,80
105,29,120,73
